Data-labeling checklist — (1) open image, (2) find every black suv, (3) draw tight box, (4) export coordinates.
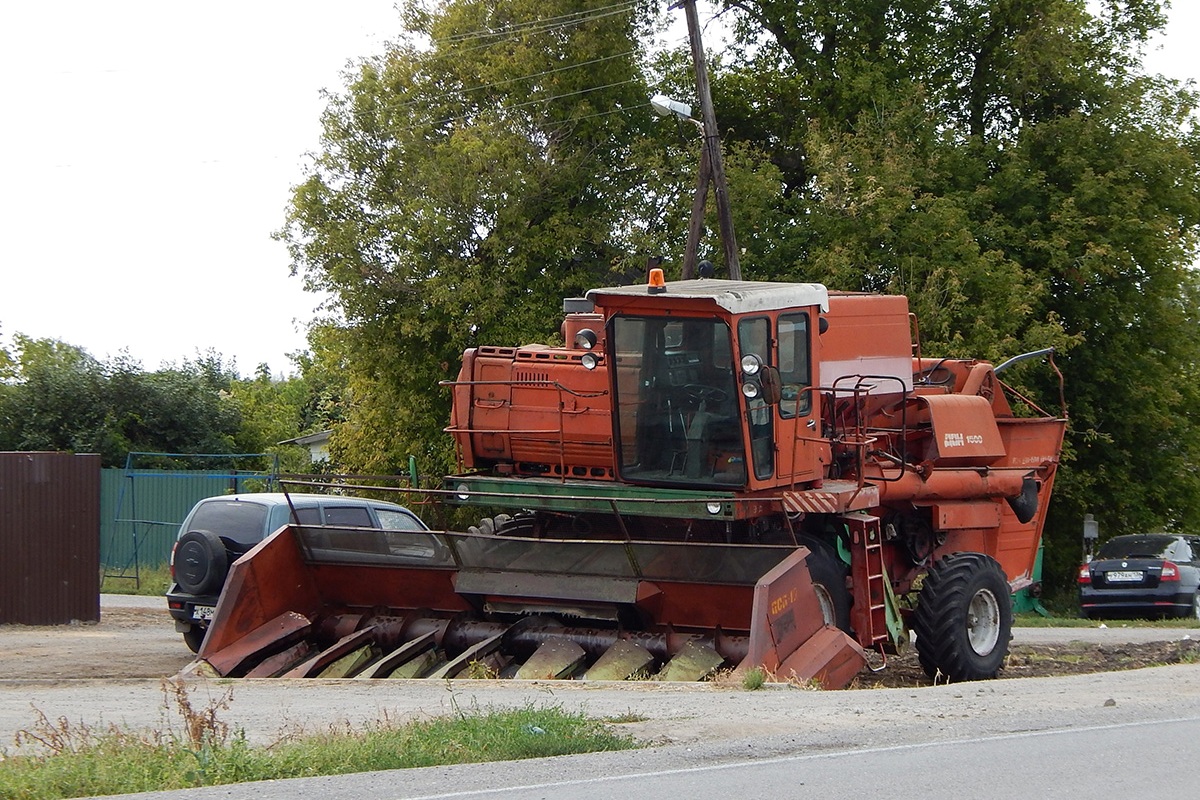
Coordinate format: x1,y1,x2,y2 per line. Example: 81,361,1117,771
166,492,428,651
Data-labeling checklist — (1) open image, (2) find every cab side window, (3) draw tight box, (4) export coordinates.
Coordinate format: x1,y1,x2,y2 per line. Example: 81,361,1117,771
376,509,426,531
738,316,774,480
778,313,811,418
324,506,374,527
294,507,322,525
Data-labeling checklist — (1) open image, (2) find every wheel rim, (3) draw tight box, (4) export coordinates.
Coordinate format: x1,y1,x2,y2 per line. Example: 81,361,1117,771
966,587,1001,656
1193,593,1200,621
813,583,836,626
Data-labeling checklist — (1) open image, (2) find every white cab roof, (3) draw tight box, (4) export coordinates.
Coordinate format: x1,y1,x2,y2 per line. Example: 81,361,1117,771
587,279,830,313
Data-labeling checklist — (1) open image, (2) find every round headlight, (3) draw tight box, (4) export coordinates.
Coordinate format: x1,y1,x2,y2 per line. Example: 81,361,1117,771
741,381,760,398
456,483,471,501
573,329,598,350
581,352,599,370
740,354,763,376
706,501,723,515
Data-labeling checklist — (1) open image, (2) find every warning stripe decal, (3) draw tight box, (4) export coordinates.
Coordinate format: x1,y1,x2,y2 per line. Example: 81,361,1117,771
782,483,879,514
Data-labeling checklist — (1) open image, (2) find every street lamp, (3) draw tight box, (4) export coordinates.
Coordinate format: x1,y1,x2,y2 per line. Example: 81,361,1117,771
650,94,702,130
653,93,709,280
651,91,738,281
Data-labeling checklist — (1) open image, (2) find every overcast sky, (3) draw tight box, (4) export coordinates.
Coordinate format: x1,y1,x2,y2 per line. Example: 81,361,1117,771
1,1,1196,377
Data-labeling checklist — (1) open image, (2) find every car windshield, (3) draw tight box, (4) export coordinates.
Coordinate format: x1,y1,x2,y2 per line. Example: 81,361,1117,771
1096,535,1178,560
188,501,268,545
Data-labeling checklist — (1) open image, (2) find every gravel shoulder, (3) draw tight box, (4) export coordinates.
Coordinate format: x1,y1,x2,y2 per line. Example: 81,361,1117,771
0,596,1197,756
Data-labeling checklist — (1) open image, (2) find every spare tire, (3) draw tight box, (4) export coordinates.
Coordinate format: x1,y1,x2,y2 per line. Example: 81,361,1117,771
174,529,230,595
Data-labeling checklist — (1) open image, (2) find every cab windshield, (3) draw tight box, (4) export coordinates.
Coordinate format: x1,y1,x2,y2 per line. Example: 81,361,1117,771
611,315,746,486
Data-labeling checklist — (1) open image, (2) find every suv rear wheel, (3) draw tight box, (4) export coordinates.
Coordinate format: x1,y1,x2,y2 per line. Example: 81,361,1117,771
182,626,207,654
174,530,229,595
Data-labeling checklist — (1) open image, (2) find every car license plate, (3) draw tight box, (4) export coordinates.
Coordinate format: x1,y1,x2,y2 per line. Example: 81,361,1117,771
1105,570,1143,582
194,605,217,621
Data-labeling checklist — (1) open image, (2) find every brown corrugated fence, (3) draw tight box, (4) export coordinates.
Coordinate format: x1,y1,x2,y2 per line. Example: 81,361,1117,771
0,452,101,624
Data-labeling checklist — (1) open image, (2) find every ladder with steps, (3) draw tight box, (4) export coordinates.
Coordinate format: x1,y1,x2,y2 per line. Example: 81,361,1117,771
845,512,889,649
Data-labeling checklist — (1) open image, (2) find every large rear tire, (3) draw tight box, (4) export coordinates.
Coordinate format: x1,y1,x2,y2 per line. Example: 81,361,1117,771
173,530,229,595
913,552,1012,682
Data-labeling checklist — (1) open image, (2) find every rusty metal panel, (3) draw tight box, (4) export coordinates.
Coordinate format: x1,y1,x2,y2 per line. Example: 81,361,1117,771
919,394,1006,465
931,500,1003,530
0,452,101,624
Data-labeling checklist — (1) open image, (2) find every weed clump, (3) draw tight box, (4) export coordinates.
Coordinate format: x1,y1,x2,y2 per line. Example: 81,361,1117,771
742,666,767,691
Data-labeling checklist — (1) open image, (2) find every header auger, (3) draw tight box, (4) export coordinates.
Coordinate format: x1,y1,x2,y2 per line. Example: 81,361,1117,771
191,276,1065,687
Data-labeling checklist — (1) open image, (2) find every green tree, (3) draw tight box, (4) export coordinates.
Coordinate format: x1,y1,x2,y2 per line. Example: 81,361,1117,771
0,336,111,457
710,0,1200,587
281,0,663,474
227,366,315,472
282,0,1200,595
0,326,14,380
105,354,246,462
0,338,322,470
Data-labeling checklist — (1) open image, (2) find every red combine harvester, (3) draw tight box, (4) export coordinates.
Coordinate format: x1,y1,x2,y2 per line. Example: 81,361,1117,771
194,276,1065,687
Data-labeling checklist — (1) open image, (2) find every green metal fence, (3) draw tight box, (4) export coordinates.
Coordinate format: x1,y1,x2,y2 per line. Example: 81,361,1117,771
100,469,274,571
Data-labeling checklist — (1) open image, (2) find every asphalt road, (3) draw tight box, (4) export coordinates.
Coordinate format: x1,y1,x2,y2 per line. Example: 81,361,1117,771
88,668,1200,800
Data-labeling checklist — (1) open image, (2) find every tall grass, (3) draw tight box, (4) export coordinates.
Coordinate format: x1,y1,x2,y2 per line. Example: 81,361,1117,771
0,680,635,800
100,563,173,596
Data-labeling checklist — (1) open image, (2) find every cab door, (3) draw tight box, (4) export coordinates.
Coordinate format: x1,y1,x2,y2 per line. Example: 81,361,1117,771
774,311,824,484
737,317,775,481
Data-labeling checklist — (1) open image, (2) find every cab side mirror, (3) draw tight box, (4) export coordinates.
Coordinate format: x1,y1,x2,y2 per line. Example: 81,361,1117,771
760,366,782,405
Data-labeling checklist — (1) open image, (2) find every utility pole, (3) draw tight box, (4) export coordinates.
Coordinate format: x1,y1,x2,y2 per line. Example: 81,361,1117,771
678,0,740,280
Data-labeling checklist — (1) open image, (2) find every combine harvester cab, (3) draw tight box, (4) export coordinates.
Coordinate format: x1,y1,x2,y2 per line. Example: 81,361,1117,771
195,275,1065,687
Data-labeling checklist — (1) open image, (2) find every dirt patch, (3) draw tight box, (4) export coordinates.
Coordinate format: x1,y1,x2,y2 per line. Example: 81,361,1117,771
0,606,192,681
0,605,1196,686
856,639,1200,689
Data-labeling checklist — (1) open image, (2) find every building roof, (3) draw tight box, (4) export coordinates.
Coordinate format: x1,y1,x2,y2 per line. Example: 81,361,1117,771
278,429,332,447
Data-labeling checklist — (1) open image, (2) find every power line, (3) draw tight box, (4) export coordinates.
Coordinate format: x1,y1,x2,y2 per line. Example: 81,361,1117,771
392,77,642,135
384,49,638,114
545,103,642,129
504,77,640,113
426,6,638,59
458,49,638,94
432,2,636,45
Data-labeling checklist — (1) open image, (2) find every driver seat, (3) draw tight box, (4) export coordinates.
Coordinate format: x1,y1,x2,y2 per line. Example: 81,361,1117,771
680,400,720,478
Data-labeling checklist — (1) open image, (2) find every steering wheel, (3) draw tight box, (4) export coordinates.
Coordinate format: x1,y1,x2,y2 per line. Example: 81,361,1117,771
684,384,728,403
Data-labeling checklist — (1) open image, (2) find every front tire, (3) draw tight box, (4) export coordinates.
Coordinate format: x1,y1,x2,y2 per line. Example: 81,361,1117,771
913,552,1012,682
800,537,851,633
